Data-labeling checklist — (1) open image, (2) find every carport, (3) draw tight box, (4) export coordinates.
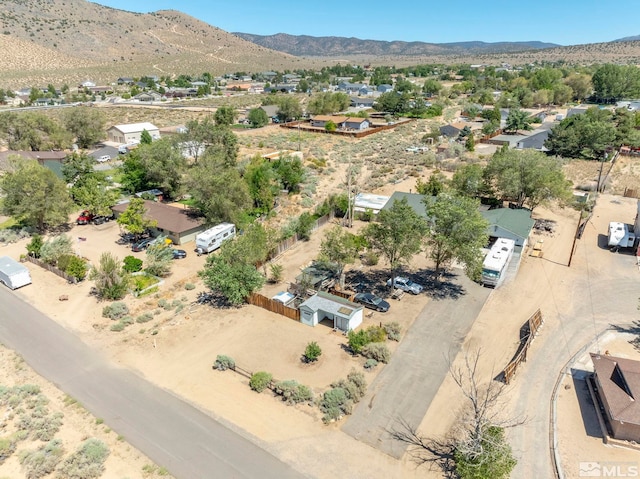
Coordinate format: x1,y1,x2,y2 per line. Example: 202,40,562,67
299,291,363,332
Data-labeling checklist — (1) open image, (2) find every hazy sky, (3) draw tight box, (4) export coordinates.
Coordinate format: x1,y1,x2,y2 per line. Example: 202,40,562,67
92,0,640,45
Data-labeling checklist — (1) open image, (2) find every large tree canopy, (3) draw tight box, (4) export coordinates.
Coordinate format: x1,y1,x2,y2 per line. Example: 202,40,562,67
0,159,74,231
63,107,106,148
592,64,640,102
485,148,572,211
0,112,72,151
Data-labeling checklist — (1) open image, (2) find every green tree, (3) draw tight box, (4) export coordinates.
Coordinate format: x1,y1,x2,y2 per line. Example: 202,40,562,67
198,238,265,306
0,160,74,231
363,197,428,282
592,64,640,102
63,107,105,148
145,238,174,277
273,155,304,192
90,252,129,300
244,156,278,212
295,212,315,241
116,198,158,237
275,96,302,122
465,135,475,152
504,108,532,134
62,151,95,184
0,112,72,151
416,170,447,196
454,426,516,479
303,342,322,362
247,108,269,128
319,225,363,277
140,129,152,145
134,138,186,199
119,149,149,193
423,79,443,96
308,92,350,115
215,105,237,126
71,175,119,217
485,149,572,211
26,234,44,258
423,194,488,280
450,164,489,198
325,120,337,132
564,73,592,101
552,84,573,105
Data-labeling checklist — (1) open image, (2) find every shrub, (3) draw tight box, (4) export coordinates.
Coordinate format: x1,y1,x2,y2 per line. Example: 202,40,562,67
135,313,153,323
184,282,196,290
319,388,352,423
331,370,367,401
158,298,171,310
249,371,272,393
19,439,64,478
26,234,43,258
295,212,315,241
213,355,235,371
384,322,402,341
362,251,379,266
269,264,283,283
303,341,322,362
364,358,378,369
122,255,143,273
361,343,391,363
109,322,126,332
39,235,73,266
347,330,369,354
101,302,129,320
365,325,387,343
57,438,109,479
64,256,87,281
18,408,63,441
0,436,16,465
273,380,313,404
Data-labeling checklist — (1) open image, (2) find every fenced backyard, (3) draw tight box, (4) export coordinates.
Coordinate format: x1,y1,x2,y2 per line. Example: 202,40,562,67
24,255,78,284
247,293,300,321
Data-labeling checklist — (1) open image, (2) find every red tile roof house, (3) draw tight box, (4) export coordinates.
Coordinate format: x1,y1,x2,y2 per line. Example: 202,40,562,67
590,353,640,442
111,200,205,245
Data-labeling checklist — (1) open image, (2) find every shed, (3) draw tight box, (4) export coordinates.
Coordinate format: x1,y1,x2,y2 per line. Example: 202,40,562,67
344,118,370,131
481,208,535,248
0,256,32,290
111,200,205,245
299,291,363,332
590,353,640,442
354,193,390,214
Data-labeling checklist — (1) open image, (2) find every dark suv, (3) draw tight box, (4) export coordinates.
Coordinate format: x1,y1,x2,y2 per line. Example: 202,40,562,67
131,238,155,252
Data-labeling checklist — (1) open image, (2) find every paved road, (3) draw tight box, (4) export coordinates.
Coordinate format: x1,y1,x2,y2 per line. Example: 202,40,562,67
342,273,491,458
0,288,305,479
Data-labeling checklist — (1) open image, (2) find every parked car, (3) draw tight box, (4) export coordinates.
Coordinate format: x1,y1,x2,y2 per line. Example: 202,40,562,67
96,155,110,163
91,214,113,225
172,249,187,259
131,238,155,252
386,276,424,295
354,292,390,312
76,210,94,225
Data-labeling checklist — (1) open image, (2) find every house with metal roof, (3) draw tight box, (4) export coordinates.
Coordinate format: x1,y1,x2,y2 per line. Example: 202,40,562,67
107,122,160,144
299,291,363,332
481,207,535,248
354,193,390,215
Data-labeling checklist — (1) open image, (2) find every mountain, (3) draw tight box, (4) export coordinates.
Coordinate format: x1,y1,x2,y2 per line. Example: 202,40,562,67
232,33,560,57
614,35,640,42
0,0,296,86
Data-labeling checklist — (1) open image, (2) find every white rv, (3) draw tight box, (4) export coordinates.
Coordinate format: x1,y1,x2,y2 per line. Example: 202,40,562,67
195,223,236,255
481,238,516,287
0,256,32,290
608,222,636,252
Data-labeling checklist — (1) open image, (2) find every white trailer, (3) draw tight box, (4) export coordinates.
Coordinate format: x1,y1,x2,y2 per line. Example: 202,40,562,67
195,223,236,255
481,238,516,287
0,256,32,290
608,222,636,252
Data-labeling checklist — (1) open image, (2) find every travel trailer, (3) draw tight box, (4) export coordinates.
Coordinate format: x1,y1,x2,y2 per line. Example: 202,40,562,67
0,256,32,290
481,238,516,287
608,222,636,252
195,223,236,255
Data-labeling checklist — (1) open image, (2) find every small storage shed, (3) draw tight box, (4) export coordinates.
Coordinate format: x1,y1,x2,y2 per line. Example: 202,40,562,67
0,256,32,290
299,291,363,332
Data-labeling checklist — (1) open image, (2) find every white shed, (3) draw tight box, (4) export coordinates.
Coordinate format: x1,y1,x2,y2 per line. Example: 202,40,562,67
299,291,363,332
107,122,160,144
0,256,32,290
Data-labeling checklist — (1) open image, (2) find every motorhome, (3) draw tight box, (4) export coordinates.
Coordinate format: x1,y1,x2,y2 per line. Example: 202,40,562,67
608,222,636,252
195,223,236,255
481,238,516,287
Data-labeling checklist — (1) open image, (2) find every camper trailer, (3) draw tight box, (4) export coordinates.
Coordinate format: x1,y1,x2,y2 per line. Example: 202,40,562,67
608,222,636,252
0,256,32,290
481,238,516,287
195,223,236,255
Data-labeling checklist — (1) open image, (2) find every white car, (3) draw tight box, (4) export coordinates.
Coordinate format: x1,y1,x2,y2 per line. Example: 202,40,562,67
96,155,110,163
387,276,424,295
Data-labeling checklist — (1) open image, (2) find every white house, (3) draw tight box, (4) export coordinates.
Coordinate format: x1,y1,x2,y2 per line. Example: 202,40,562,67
107,122,160,144
299,291,363,332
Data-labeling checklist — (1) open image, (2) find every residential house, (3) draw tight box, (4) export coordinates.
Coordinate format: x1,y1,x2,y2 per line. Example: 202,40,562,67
354,193,390,215
566,105,592,118
260,105,280,120
358,86,374,96
107,122,160,144
439,122,471,138
481,207,535,248
79,80,96,88
283,74,300,84
134,92,162,102
310,115,347,128
111,200,205,245
249,84,265,94
344,117,370,131
0,151,68,178
337,82,367,94
377,84,394,93
264,84,296,94
516,130,550,151
350,97,375,108
590,353,640,442
116,77,135,85
299,291,364,332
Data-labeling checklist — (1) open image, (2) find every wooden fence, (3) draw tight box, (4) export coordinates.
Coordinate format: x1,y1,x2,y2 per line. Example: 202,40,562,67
247,293,300,321
502,309,544,384
624,187,640,199
24,255,78,284
268,211,335,260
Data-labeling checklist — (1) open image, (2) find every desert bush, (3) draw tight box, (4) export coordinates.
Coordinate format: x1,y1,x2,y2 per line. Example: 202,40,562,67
361,343,391,364
63,256,87,281
56,438,109,479
184,282,196,290
362,251,379,266
39,235,73,266
347,329,369,354
122,255,143,273
332,370,367,401
157,298,171,310
249,371,272,393
269,264,283,283
365,325,387,343
303,341,322,362
135,313,153,323
364,358,378,370
18,408,63,441
273,380,313,405
295,212,315,241
319,388,352,423
19,439,64,479
213,355,235,371
101,302,129,320
0,436,16,465
109,322,126,332
26,234,43,258
384,322,402,341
